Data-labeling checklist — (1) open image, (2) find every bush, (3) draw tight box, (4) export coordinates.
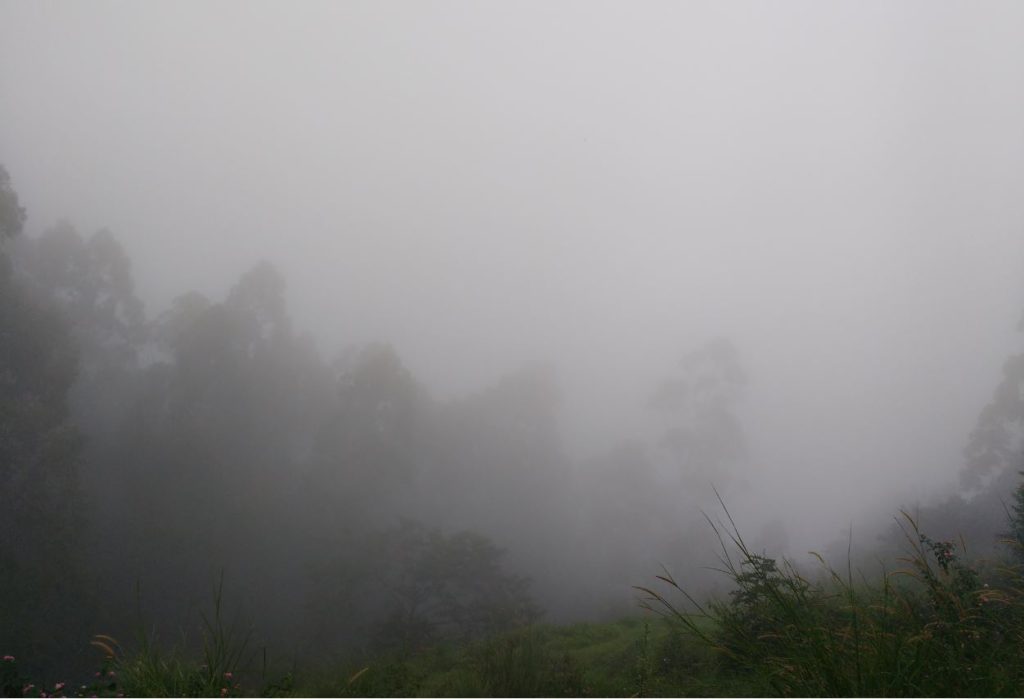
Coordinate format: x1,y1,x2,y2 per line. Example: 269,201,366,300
638,502,1024,696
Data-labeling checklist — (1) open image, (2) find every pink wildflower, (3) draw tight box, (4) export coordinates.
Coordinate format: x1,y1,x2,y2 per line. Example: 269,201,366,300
22,684,34,693
3,655,14,662
220,689,228,697
54,683,64,692
223,672,233,679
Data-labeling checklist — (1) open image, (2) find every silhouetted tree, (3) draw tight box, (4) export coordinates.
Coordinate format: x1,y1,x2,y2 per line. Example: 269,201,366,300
309,519,538,653
0,166,87,672
103,261,332,643
321,344,418,487
962,316,1024,493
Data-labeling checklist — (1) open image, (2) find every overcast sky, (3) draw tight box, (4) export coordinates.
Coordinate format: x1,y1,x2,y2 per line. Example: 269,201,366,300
3,1,1024,536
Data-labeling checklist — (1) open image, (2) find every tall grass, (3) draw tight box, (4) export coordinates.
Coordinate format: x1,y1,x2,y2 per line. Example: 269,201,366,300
92,577,253,697
638,498,1024,696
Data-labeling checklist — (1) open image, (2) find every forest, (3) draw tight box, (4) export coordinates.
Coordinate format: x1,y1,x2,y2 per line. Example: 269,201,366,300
4,2,1024,696
4,156,1024,696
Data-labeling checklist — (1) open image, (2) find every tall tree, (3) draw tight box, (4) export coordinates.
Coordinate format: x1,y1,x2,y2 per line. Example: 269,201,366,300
650,337,748,490
68,260,333,648
0,165,25,244
307,342,421,523
0,166,87,672
962,314,1024,492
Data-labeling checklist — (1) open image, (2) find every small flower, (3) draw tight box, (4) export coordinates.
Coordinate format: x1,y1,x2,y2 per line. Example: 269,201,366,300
54,683,65,692
220,689,228,697
223,672,233,680
22,684,34,693
3,655,14,662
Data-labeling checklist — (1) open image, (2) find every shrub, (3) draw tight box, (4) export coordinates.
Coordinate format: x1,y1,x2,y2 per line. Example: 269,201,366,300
638,500,1024,696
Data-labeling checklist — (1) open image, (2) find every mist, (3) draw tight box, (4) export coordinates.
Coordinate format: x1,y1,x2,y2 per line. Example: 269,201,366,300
3,0,1024,687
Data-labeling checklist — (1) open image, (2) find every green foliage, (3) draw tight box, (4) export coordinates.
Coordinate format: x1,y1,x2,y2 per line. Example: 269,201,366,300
640,499,1024,697
85,581,253,698
310,520,540,654
464,629,584,697
1003,472,1024,560
1,655,25,698
379,522,540,644
295,617,749,698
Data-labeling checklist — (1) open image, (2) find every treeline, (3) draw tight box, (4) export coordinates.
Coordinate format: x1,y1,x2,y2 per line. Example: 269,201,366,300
0,166,748,675
5,161,1024,683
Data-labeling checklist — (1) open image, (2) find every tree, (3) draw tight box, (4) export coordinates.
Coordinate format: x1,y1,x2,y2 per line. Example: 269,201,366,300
878,308,1024,560
417,363,575,607
374,521,539,646
13,223,147,444
575,441,665,613
962,319,1024,492
650,337,748,489
307,343,421,521
0,165,87,673
1003,473,1024,561
0,165,25,282
100,261,332,647
309,520,539,652
0,165,25,243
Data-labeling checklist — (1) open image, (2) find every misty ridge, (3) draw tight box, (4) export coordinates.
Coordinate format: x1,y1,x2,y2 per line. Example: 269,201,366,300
3,2,1024,697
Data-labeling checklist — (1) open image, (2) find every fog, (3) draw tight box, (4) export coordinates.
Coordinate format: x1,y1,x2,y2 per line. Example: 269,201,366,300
3,0,1024,675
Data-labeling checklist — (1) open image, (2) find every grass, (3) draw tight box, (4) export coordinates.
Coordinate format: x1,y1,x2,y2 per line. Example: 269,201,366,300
295,617,759,697
10,504,1024,696
1,577,284,698
637,497,1024,696
104,578,258,697
8,605,749,697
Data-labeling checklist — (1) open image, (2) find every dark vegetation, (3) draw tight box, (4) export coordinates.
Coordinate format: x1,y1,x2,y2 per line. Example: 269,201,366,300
5,162,1024,696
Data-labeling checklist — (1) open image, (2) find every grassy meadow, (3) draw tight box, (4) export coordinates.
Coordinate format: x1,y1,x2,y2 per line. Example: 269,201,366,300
7,506,1024,698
